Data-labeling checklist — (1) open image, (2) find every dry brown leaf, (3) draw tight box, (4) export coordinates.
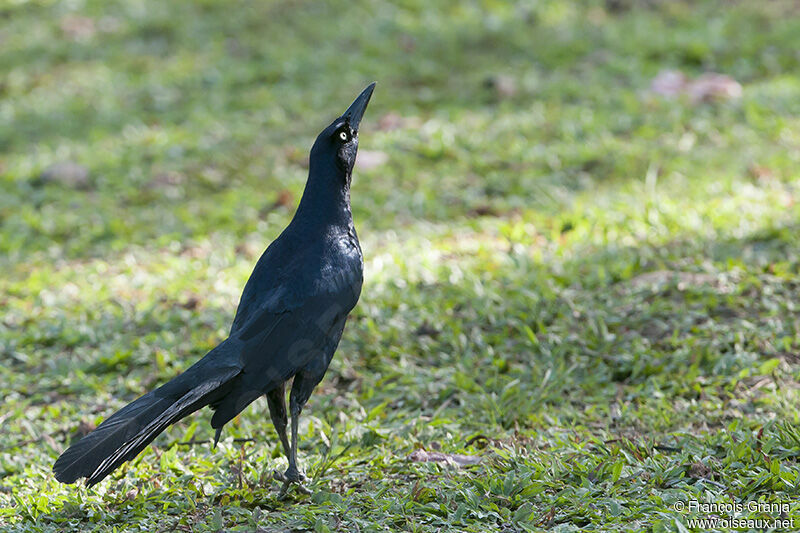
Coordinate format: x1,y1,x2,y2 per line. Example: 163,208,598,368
687,461,712,479
749,165,775,182
687,72,742,103
650,69,742,103
60,16,96,41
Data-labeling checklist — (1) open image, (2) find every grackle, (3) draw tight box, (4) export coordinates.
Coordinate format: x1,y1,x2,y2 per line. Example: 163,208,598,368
53,83,376,496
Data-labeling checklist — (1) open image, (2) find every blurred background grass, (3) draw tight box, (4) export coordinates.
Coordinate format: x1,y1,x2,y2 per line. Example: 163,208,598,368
2,0,800,531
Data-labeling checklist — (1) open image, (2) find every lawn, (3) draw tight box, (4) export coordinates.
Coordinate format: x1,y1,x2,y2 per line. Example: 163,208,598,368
2,0,800,531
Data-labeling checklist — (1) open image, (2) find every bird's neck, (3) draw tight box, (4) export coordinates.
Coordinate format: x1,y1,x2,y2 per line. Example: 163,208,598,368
292,166,354,230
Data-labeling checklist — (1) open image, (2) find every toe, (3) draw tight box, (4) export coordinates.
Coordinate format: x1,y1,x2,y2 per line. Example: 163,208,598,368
283,466,303,482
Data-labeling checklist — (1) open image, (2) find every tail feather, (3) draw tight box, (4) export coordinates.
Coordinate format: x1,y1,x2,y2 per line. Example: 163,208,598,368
53,364,240,486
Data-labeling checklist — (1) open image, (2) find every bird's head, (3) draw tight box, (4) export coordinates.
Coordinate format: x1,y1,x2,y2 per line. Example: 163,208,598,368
310,82,376,182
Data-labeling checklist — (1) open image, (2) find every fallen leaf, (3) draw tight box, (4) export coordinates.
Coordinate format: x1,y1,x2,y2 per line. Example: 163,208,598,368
260,189,295,216
284,146,309,168
749,165,775,182
687,461,712,478
484,74,517,99
650,70,688,98
147,171,185,189
60,15,96,41
467,205,498,217
626,270,723,291
274,189,294,208
39,161,91,189
687,72,742,103
650,69,741,103
409,449,481,467
68,420,96,445
180,295,201,310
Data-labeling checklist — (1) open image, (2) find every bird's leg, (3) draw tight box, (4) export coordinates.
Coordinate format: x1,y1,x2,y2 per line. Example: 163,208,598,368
274,374,317,497
276,401,310,497
265,385,292,486
287,406,307,481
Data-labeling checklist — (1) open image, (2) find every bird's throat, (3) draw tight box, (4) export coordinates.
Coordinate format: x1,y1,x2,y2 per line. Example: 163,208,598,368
293,167,353,229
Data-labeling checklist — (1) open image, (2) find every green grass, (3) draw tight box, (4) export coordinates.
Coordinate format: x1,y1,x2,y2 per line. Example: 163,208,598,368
2,0,800,531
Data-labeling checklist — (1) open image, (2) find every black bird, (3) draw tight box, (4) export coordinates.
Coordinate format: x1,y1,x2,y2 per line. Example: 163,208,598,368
53,83,376,495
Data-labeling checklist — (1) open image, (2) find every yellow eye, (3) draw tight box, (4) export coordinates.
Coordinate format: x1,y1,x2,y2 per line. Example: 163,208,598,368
339,131,348,141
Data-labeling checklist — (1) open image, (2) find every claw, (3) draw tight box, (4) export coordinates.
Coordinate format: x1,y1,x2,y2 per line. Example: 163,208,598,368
277,479,291,499
278,479,311,498
274,467,310,497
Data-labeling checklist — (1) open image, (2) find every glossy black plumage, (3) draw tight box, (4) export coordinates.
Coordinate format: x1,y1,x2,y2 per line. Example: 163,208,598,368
53,83,375,490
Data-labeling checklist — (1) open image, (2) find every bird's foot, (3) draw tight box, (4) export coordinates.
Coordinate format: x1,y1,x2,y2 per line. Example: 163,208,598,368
277,465,307,483
274,467,310,498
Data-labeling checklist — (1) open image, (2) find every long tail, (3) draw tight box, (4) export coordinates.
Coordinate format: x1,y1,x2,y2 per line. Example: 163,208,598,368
53,343,241,486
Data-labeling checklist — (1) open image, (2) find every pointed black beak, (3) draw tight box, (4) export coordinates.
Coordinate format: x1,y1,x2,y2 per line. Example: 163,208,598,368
341,82,376,131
